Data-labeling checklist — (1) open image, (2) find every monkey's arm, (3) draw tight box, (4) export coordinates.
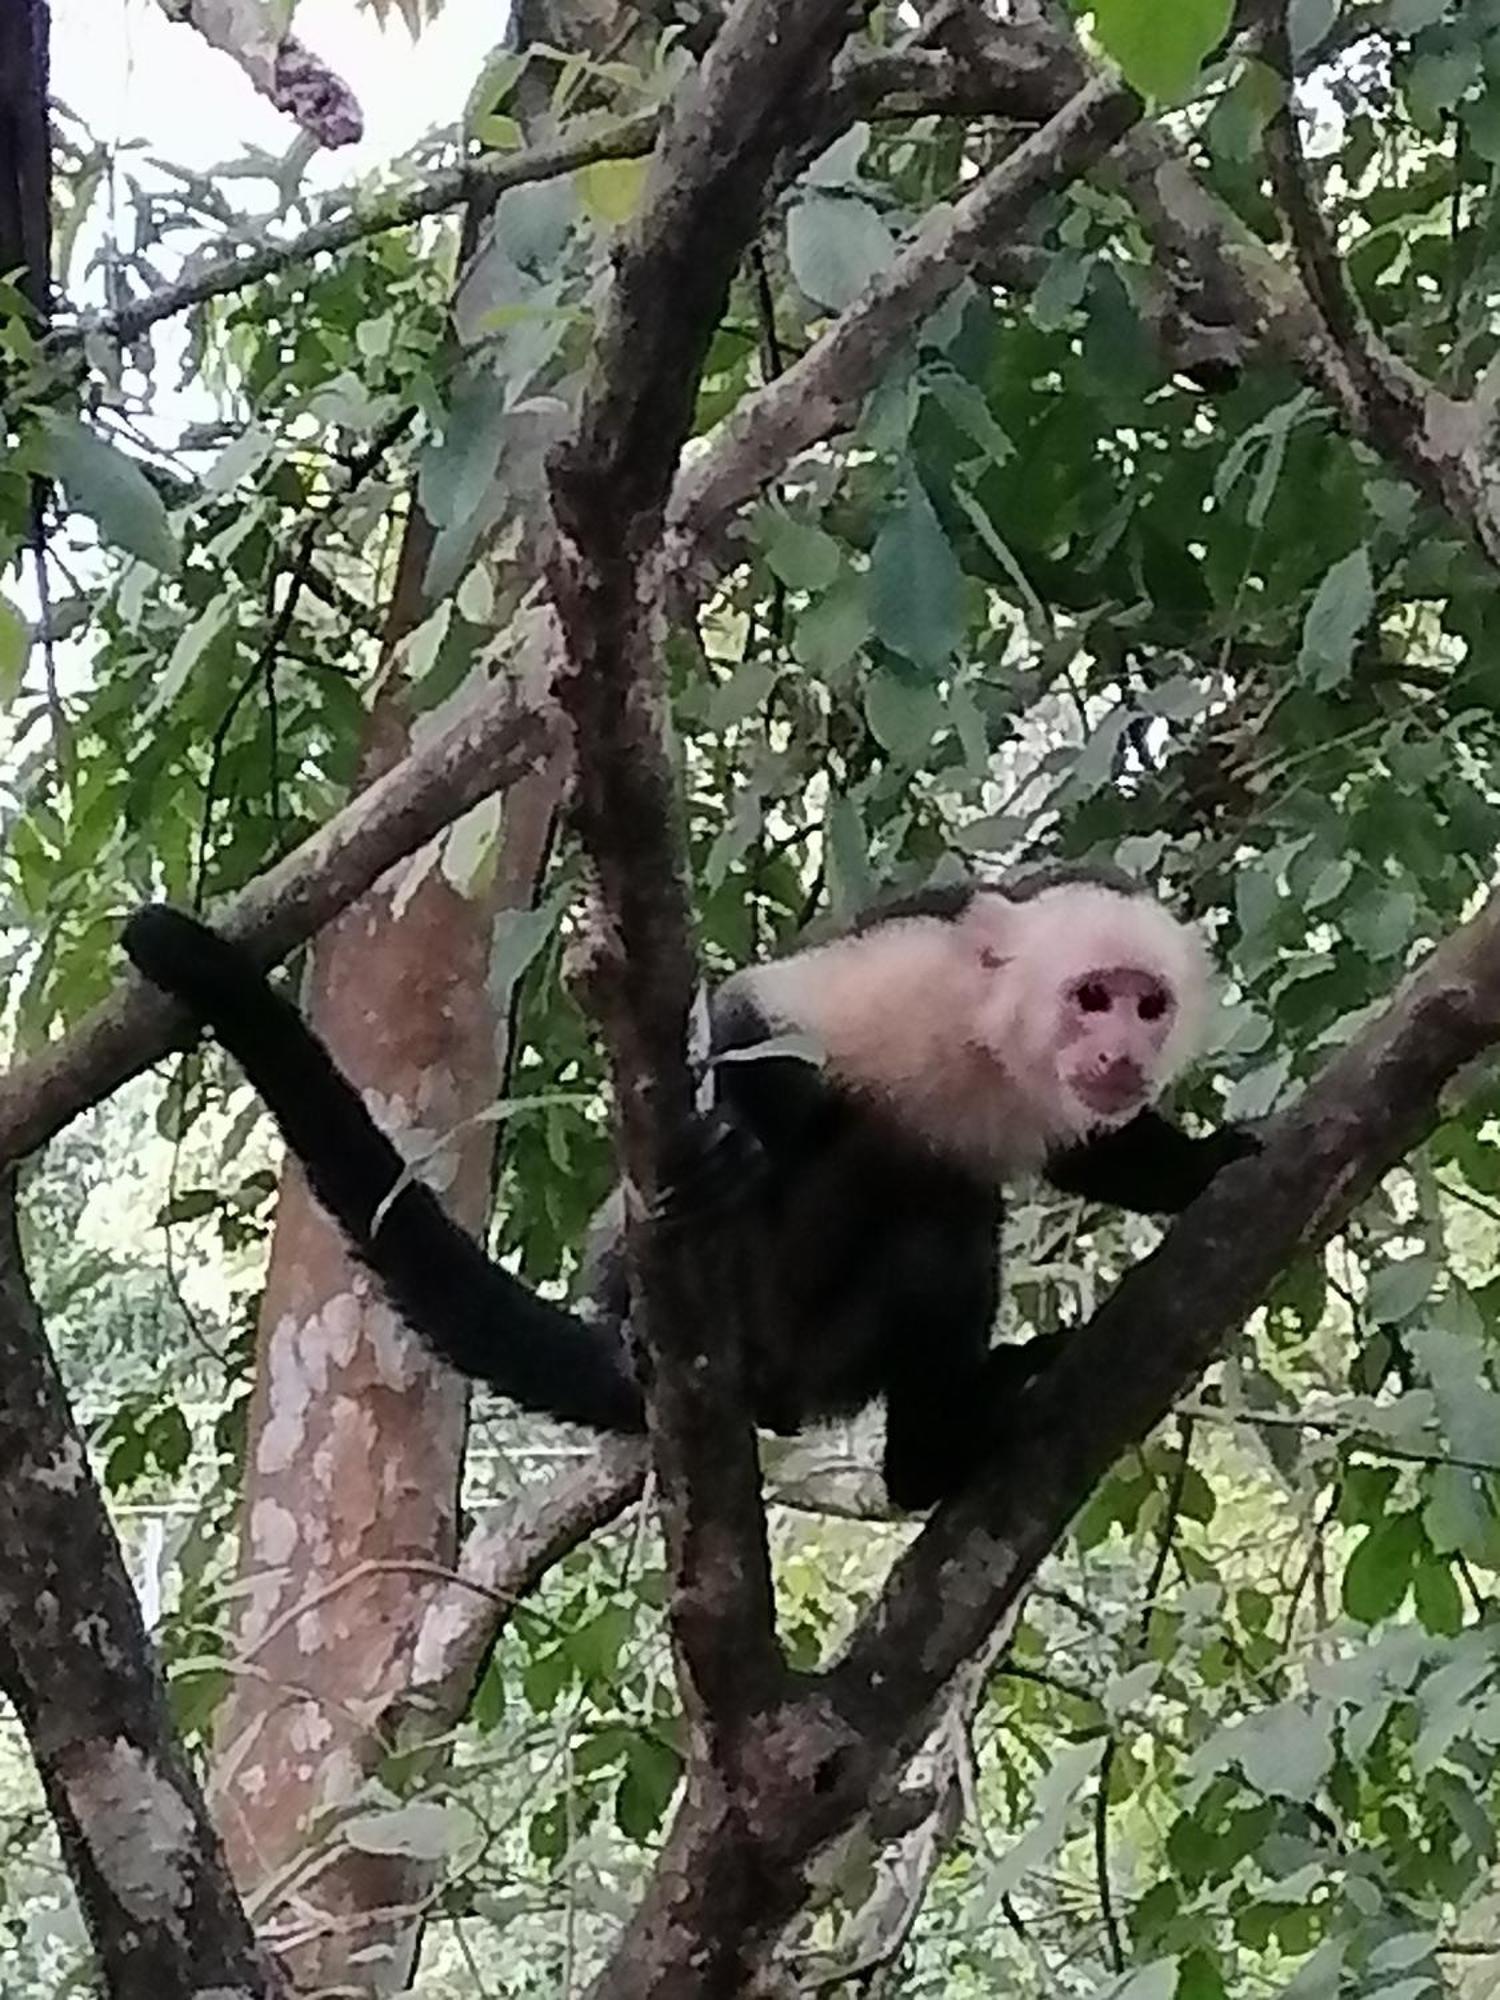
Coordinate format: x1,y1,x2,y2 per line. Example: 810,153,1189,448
1045,1109,1259,1216
123,908,644,1433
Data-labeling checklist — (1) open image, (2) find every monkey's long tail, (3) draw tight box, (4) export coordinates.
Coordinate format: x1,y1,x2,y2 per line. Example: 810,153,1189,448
123,906,646,1435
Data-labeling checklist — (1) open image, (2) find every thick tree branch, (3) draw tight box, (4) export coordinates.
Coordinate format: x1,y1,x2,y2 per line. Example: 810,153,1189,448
669,66,1141,543
0,1171,285,1996
831,884,1500,1740
546,0,864,1760
0,673,561,1168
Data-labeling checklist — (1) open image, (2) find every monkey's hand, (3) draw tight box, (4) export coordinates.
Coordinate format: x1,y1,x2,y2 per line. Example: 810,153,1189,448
648,1111,769,1233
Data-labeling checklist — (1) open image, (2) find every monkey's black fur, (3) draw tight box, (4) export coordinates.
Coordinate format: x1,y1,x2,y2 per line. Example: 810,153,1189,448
123,882,1255,1508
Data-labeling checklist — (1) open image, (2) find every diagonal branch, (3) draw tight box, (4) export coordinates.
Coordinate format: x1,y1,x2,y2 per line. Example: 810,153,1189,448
0,1170,287,1996
831,881,1500,1742
0,671,561,1169
94,40,1055,357
669,66,1140,543
99,114,659,348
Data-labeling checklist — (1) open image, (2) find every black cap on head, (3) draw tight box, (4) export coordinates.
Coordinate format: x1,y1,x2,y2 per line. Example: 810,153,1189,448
997,859,1144,904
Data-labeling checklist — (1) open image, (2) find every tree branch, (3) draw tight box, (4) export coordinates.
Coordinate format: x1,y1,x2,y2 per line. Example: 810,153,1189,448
157,0,362,149
669,66,1140,544
396,1438,646,1739
99,114,659,348
831,882,1500,1742
0,1170,286,1996
0,672,561,1168
93,40,1049,356
545,0,866,1771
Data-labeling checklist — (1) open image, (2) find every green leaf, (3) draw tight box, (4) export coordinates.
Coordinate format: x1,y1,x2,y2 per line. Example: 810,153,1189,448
1424,1466,1500,1562
1232,1704,1335,1802
1343,1511,1421,1623
1289,0,1340,63
1298,546,1373,690
786,192,896,312
1413,1558,1464,1637
0,593,28,709
1092,0,1232,102
150,598,235,716
616,1734,682,1841
203,422,273,496
793,569,870,679
869,475,964,673
38,412,179,573
1366,1254,1437,1324
576,156,649,224
864,668,946,763
1208,57,1284,162
761,509,843,592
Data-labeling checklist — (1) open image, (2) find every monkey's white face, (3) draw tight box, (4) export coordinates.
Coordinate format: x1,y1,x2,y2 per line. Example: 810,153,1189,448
747,877,1211,1173
965,883,1208,1148
1054,964,1177,1125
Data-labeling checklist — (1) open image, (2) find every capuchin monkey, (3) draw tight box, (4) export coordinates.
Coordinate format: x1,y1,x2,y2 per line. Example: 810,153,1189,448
122,863,1257,1509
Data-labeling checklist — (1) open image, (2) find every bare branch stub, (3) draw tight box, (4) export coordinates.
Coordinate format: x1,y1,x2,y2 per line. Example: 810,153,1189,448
0,1172,286,1997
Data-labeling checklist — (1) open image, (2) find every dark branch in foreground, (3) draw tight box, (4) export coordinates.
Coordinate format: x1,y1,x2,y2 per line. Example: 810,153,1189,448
0,1173,285,1997
548,0,867,1775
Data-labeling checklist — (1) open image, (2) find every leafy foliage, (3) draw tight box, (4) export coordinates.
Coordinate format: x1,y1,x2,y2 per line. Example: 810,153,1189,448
16,0,1500,1993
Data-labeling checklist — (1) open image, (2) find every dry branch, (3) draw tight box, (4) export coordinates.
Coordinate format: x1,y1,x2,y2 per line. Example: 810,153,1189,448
159,0,362,148
0,1172,285,1996
0,674,560,1168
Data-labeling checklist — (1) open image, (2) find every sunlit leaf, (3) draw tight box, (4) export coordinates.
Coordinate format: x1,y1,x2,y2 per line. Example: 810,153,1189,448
1092,0,1231,101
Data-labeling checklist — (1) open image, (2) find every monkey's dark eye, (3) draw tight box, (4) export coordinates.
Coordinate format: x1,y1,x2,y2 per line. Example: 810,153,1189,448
979,947,1004,971
1138,989,1168,1022
1077,981,1111,1013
